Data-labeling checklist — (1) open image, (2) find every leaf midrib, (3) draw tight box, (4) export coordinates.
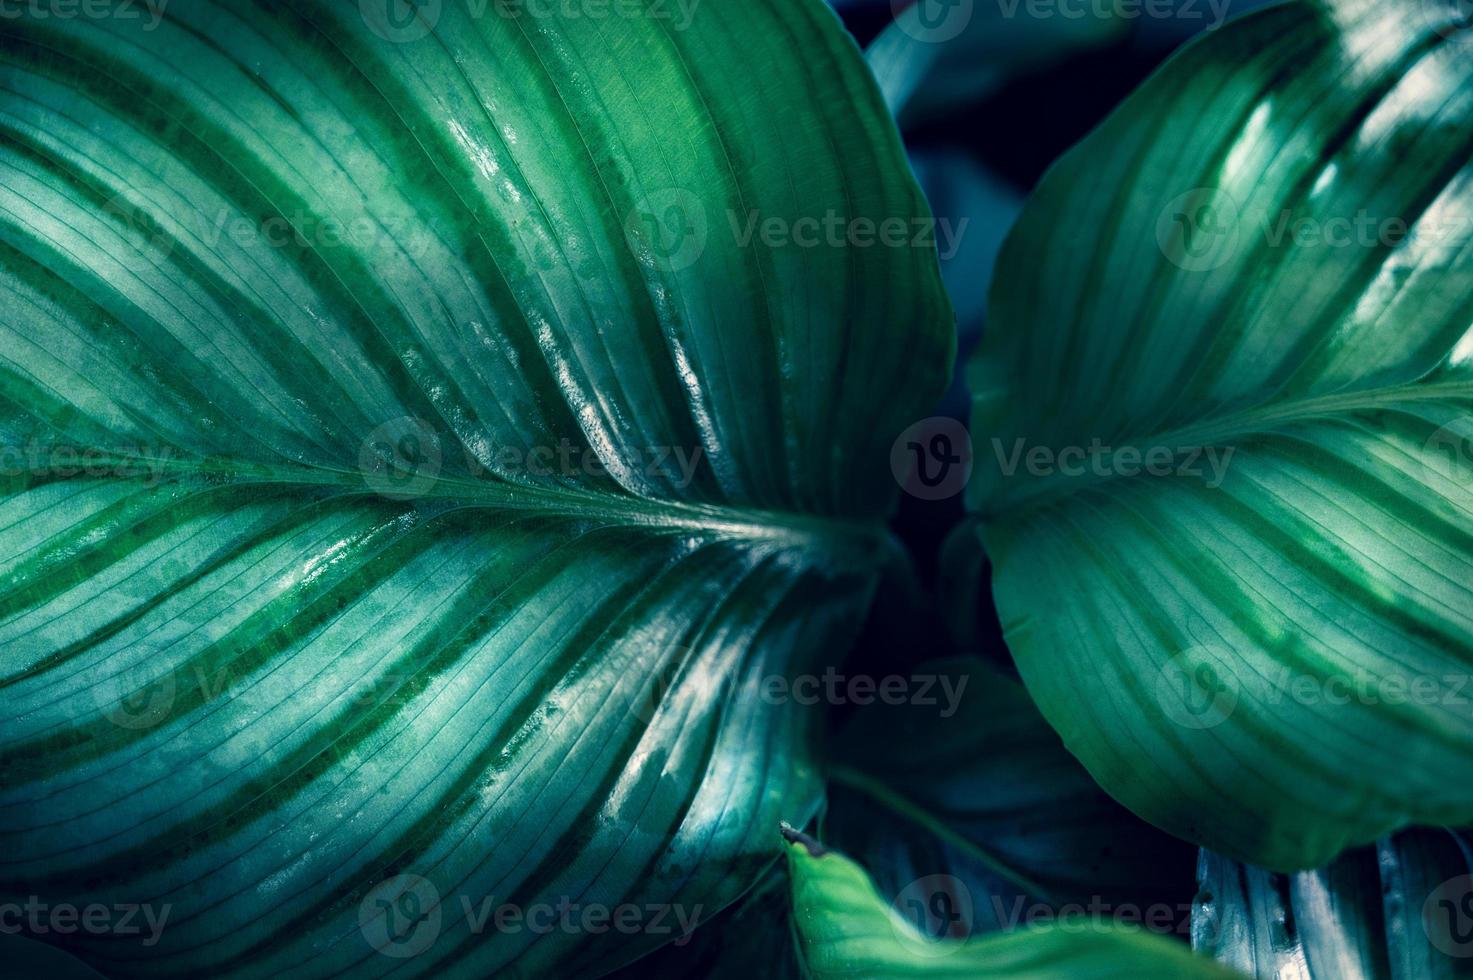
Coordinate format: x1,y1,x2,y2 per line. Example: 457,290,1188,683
22,448,890,558
981,376,1473,518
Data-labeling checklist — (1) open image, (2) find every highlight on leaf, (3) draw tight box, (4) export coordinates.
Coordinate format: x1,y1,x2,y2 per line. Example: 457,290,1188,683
0,0,952,976
954,0,1473,872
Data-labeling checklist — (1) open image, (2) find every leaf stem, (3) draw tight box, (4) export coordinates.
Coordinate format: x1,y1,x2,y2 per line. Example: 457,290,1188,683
826,763,1057,902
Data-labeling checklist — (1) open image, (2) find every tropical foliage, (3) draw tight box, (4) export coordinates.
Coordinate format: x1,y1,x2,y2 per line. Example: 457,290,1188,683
1,0,1470,976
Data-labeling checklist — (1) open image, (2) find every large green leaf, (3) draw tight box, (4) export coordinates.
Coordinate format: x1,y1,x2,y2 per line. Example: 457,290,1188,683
957,0,1473,871
0,1,953,976
824,655,1197,933
784,832,1239,978
1193,828,1473,978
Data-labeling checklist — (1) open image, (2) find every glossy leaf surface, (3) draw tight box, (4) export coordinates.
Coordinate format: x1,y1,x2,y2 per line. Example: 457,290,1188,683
962,0,1473,870
1193,829,1473,979
0,1,953,976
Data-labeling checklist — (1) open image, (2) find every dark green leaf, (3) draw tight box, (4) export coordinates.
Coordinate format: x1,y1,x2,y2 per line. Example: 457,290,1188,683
957,0,1473,870
825,655,1197,935
0,1,953,976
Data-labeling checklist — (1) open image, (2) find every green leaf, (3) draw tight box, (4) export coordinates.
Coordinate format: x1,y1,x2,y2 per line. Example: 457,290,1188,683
958,0,1473,871
1193,829,1473,978
784,833,1240,978
0,1,953,976
824,656,1197,932
865,0,1125,127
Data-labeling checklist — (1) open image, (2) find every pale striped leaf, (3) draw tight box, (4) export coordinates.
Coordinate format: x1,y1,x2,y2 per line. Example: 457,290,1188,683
1193,829,1473,979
